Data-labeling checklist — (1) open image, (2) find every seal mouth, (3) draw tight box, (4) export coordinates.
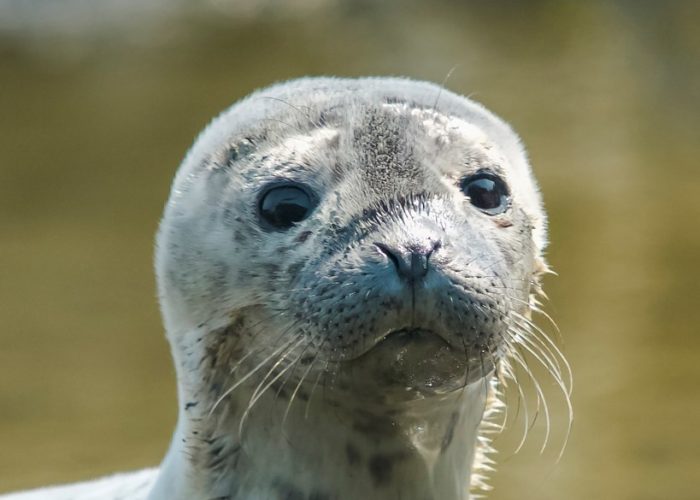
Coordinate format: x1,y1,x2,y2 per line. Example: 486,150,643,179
379,327,448,342
373,327,453,352
333,327,485,399
333,326,457,364
367,326,467,362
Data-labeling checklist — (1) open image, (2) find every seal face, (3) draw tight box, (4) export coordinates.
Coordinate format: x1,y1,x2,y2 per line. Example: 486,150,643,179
152,77,551,500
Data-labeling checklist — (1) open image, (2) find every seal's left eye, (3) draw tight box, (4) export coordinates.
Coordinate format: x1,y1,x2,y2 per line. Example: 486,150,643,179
460,173,510,215
258,183,316,230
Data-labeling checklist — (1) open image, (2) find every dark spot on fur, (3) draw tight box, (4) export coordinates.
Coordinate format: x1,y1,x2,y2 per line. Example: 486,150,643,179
345,443,361,466
225,148,239,164
351,411,398,438
185,401,198,410
368,454,393,486
367,451,410,487
225,141,255,165
205,441,240,472
222,207,235,224
383,96,422,108
271,379,290,399
309,493,332,500
287,262,304,277
300,355,315,365
274,480,305,500
441,411,459,452
296,230,312,243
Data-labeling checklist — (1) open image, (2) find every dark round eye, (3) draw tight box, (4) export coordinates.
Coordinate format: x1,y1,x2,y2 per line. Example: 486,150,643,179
460,173,510,215
258,183,316,229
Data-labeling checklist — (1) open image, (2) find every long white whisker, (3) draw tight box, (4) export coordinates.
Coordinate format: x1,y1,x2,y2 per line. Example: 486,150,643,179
283,340,324,427
208,334,301,417
511,346,551,454
238,336,307,436
512,312,572,395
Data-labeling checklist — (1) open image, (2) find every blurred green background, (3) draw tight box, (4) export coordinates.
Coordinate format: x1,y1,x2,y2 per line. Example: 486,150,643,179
1,1,698,498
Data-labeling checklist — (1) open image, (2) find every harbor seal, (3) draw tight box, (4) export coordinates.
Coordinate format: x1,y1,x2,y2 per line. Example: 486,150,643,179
1,77,569,500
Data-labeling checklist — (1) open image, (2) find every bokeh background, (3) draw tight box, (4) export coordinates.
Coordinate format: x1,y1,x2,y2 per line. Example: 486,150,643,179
1,1,698,498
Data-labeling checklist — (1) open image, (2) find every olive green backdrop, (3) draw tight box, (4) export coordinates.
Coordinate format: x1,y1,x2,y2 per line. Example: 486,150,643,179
1,1,698,498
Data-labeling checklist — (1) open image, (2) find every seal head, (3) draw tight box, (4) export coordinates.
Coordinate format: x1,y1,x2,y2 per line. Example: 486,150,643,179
152,77,547,500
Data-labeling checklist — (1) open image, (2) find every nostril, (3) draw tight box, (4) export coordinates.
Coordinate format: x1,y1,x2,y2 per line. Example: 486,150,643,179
374,242,407,276
374,241,438,282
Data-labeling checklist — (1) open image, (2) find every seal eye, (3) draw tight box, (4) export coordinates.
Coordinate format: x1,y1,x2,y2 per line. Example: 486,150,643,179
460,173,510,215
258,183,316,229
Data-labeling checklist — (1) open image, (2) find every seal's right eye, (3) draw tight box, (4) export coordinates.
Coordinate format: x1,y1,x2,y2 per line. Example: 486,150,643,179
258,183,316,230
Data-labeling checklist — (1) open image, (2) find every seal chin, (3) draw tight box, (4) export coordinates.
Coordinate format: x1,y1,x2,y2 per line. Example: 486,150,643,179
334,328,494,401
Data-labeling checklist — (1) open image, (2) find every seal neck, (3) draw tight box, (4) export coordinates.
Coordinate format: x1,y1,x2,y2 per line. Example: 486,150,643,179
149,374,489,500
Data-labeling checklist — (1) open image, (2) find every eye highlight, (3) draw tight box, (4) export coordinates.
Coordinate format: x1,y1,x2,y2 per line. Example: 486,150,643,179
460,173,510,215
258,182,317,230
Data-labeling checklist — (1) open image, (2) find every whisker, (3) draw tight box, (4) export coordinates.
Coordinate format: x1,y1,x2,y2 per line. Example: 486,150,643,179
238,336,307,437
509,323,563,385
306,358,330,419
498,339,531,453
510,345,551,454
432,64,460,112
259,96,312,121
275,339,314,400
512,312,572,395
283,339,325,427
208,334,301,417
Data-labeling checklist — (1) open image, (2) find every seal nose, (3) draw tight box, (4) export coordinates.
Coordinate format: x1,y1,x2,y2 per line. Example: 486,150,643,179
375,241,440,283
